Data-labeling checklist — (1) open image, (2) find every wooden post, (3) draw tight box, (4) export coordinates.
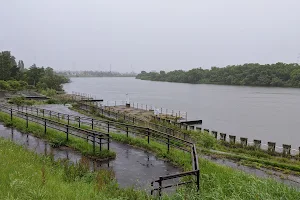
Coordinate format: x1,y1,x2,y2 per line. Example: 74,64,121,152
67,115,70,125
126,126,129,137
107,121,110,133
99,138,102,151
92,119,94,129
78,117,81,128
10,108,12,121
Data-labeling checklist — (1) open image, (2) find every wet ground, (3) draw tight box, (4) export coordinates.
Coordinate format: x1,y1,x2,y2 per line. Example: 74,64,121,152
0,122,181,192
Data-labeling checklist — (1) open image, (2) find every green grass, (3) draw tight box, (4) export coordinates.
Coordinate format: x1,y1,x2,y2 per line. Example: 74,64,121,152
0,111,116,160
0,137,152,200
1,110,300,199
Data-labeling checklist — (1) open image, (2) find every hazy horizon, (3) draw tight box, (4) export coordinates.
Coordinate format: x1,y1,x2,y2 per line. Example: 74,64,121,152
1,0,300,73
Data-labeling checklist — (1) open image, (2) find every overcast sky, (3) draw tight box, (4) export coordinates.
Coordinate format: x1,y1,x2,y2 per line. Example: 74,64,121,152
1,0,300,72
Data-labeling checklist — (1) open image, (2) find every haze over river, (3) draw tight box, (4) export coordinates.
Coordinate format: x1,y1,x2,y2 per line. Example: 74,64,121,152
64,77,300,149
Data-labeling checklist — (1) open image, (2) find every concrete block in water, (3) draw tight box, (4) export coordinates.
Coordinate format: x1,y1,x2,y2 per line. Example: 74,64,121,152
267,142,276,152
220,133,226,141
282,144,291,156
229,135,236,144
240,137,248,147
204,129,210,133
253,140,261,149
212,131,217,139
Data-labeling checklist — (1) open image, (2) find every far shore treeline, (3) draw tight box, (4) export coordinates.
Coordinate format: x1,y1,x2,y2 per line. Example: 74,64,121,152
0,51,69,92
136,63,300,87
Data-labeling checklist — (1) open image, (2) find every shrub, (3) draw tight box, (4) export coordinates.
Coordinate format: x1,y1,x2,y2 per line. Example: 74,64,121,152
0,80,11,90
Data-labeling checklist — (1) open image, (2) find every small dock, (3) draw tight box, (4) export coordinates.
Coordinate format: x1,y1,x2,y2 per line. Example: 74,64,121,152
179,119,202,125
5,96,49,100
79,99,103,102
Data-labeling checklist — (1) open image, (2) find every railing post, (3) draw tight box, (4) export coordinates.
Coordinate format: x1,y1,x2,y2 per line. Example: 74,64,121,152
78,117,81,128
197,170,200,192
147,128,150,144
99,138,102,151
10,108,13,121
26,114,28,128
107,137,110,150
93,133,95,153
57,113,60,121
50,111,52,118
126,126,129,137
92,119,94,129
167,135,170,152
44,119,47,134
66,125,69,140
107,121,110,133
42,109,44,117
158,177,162,197
67,115,70,125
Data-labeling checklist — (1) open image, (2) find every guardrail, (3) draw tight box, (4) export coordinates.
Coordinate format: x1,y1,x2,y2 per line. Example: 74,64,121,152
10,105,200,196
151,144,199,196
0,105,110,153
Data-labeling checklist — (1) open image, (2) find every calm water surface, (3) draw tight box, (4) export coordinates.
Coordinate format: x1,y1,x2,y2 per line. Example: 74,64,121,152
63,77,300,149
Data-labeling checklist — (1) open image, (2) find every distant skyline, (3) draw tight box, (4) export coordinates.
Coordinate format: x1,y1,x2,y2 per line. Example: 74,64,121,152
1,0,300,73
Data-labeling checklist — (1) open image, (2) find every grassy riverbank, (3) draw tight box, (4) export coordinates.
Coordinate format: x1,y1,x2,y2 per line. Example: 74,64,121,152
1,110,300,199
0,111,116,160
0,137,150,200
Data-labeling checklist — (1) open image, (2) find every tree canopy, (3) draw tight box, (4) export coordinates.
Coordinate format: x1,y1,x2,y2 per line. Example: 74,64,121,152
136,63,300,87
0,51,69,91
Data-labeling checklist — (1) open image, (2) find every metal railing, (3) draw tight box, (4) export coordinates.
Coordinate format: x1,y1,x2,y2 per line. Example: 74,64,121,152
77,102,193,142
8,104,200,196
151,144,199,196
0,105,110,153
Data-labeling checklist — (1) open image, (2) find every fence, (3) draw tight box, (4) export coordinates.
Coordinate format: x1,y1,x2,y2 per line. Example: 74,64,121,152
0,105,110,153
9,104,199,196
71,91,188,121
77,102,193,142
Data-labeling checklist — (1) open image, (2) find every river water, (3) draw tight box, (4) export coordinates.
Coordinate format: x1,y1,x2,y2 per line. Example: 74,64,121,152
63,77,300,150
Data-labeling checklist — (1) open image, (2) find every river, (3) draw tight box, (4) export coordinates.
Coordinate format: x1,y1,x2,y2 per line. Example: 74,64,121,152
63,77,300,150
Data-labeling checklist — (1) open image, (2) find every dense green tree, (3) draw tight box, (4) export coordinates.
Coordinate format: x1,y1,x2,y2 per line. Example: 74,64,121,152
0,51,16,80
136,63,300,88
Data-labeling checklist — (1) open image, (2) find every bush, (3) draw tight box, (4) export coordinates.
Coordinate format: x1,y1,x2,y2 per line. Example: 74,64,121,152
0,80,11,90
7,80,21,90
41,88,57,97
8,96,25,106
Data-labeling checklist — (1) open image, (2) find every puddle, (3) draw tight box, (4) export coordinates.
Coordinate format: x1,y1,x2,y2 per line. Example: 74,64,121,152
0,123,181,192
